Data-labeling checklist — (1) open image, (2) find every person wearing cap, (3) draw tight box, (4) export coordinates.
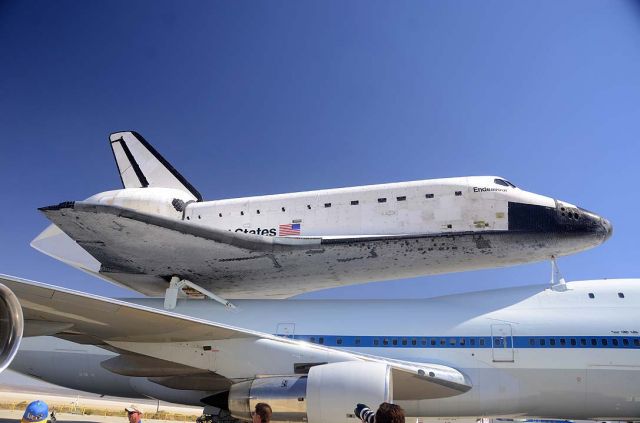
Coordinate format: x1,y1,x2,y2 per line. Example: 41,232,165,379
21,400,49,423
125,405,143,423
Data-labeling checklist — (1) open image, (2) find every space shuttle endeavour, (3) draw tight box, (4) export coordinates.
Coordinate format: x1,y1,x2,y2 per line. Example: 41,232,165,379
32,131,612,300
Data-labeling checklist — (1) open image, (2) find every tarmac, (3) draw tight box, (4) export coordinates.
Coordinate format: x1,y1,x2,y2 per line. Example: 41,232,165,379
0,390,201,423
0,410,195,423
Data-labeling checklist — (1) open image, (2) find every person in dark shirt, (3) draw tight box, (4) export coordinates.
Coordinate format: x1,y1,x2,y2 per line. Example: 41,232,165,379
355,402,405,423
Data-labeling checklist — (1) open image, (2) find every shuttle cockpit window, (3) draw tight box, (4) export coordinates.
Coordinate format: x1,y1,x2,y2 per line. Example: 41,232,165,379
494,178,517,188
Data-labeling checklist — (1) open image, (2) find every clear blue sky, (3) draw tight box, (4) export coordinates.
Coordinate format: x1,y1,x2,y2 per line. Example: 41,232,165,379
1,0,639,300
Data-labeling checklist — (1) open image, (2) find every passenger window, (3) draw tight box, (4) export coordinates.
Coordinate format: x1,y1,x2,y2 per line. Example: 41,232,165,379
560,338,566,346
440,338,446,346
310,337,315,343
570,338,576,346
580,338,587,346
469,338,476,346
430,339,436,346
529,338,535,346
550,339,556,346
373,339,379,346
383,338,389,346
411,338,417,346
613,339,619,346
460,338,466,346
540,339,546,346
318,337,324,345
421,338,426,346
392,339,398,346
402,338,407,346
602,339,608,346
337,338,343,345
591,338,597,346
634,339,640,347
623,338,629,346
355,338,361,345
479,339,485,347
449,338,456,346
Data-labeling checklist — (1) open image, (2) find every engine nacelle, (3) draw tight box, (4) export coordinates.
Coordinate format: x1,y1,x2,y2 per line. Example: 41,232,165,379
0,283,24,372
229,361,392,423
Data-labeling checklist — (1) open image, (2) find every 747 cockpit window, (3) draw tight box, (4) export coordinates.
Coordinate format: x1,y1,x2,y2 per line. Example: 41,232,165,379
494,178,517,188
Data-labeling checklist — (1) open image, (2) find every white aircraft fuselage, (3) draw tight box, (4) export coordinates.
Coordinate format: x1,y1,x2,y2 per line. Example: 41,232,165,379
12,279,640,420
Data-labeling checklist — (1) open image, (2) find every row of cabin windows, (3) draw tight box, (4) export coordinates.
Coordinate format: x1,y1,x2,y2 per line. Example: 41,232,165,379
529,337,640,347
307,336,640,347
309,337,487,347
209,191,463,218
588,292,625,298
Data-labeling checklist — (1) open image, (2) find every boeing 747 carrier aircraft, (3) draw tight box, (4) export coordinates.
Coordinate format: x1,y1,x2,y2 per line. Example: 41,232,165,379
0,274,639,421
32,132,611,300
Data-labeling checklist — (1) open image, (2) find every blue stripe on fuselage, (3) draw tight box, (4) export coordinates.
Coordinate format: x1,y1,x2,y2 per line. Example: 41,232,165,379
282,335,640,349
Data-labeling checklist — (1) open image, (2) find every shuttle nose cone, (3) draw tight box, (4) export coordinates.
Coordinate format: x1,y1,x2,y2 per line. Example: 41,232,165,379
600,217,613,241
569,206,612,243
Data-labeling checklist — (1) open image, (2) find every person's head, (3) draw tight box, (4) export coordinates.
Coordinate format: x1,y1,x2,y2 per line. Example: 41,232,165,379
375,402,405,423
252,403,272,423
125,405,143,423
21,400,48,423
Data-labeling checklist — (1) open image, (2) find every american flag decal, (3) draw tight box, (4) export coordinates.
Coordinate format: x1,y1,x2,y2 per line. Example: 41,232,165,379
279,223,301,236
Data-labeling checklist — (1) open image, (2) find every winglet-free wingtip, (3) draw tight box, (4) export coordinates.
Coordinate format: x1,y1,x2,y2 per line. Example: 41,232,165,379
108,131,203,202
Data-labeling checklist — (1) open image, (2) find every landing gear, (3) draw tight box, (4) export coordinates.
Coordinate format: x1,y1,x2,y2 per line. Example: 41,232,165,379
164,276,236,310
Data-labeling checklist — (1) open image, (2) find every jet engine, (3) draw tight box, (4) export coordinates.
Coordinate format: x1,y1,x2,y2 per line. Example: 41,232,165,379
0,283,24,372
228,361,391,423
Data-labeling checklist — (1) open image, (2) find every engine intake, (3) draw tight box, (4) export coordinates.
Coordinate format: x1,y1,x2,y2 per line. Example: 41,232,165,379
228,361,392,423
0,283,23,372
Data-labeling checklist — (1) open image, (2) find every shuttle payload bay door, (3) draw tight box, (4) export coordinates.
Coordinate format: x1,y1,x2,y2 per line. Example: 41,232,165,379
491,323,514,362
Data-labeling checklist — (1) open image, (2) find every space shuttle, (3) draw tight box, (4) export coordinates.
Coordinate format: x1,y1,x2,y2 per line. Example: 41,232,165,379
32,131,612,301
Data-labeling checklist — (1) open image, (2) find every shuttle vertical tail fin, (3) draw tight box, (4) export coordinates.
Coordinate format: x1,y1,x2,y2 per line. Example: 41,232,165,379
109,131,202,201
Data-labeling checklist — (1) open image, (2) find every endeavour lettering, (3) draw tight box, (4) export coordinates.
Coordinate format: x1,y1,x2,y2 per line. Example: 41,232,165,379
474,187,507,193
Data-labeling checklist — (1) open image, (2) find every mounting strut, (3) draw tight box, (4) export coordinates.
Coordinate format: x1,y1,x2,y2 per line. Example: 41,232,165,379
164,276,236,310
550,256,568,292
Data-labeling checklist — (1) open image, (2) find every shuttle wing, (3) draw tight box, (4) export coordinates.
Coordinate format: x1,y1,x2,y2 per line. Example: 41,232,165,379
0,274,471,400
37,201,441,298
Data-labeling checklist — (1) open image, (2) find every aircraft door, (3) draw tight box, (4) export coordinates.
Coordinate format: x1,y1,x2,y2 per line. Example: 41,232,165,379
491,323,514,362
276,323,295,339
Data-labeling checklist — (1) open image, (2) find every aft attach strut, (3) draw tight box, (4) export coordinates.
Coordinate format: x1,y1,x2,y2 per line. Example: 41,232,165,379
164,276,236,310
